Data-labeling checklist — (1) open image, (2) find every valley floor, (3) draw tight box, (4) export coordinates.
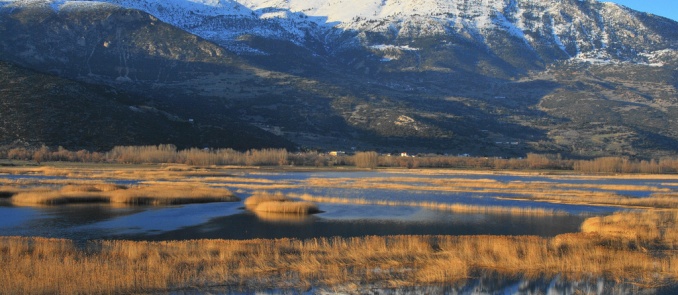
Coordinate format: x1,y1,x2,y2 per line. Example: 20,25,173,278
0,163,677,293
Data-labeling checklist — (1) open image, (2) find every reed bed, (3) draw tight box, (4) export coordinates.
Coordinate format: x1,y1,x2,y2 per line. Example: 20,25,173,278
2,211,676,295
107,185,239,205
253,201,320,214
304,176,678,209
10,183,238,206
504,192,678,209
245,192,320,215
291,193,564,216
581,210,678,248
244,191,290,210
307,176,674,194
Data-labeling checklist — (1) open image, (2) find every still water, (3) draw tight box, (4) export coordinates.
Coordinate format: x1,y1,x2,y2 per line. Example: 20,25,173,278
2,170,669,244
0,202,586,244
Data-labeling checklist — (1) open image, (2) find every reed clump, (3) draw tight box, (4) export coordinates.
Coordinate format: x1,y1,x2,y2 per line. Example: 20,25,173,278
244,191,289,210
10,183,238,206
581,210,678,248
254,200,320,214
108,185,239,205
245,192,320,215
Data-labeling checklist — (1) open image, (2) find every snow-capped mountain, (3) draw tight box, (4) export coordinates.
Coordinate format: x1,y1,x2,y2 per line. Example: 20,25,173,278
1,0,677,157
5,0,674,65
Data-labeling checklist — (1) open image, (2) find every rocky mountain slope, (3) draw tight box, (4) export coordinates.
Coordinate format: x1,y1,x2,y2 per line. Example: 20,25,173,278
0,0,676,157
61,0,677,72
0,61,294,150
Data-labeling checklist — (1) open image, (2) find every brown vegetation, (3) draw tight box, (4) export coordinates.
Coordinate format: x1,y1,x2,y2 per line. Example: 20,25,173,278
304,176,678,210
4,145,678,173
253,201,320,214
244,191,290,210
245,192,320,214
0,162,677,293
581,210,678,248
1,210,676,294
354,151,378,169
10,183,238,206
292,193,563,216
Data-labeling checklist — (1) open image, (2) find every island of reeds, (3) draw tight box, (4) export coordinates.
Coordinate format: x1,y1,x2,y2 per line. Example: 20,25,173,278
245,191,320,215
3,183,238,206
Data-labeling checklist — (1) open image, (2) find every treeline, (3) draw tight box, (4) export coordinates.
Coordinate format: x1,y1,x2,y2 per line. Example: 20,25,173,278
2,145,678,174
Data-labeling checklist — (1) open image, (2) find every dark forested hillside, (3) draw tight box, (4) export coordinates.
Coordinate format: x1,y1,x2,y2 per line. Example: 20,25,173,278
0,61,293,150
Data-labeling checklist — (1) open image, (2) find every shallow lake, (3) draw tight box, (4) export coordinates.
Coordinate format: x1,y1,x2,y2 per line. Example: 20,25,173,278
2,169,677,294
1,170,671,244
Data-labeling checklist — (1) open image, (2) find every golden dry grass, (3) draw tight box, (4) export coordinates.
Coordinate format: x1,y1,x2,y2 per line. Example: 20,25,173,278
1,163,677,292
245,192,320,214
581,210,678,248
305,176,678,209
292,193,564,216
254,201,320,214
108,185,239,205
2,210,677,294
244,191,289,210
5,163,677,210
10,183,238,206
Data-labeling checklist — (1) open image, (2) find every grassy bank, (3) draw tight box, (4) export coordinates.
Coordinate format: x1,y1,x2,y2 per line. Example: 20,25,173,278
1,210,676,294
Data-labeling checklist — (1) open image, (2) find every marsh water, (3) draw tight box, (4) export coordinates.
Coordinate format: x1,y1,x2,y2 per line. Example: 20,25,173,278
2,170,677,294
0,170,642,243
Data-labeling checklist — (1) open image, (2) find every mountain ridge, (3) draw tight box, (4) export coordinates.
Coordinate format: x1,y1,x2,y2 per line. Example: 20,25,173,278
26,0,674,65
0,0,677,157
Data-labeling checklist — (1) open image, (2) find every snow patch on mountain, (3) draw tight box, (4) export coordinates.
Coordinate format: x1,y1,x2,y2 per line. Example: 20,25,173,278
370,45,419,51
2,0,676,64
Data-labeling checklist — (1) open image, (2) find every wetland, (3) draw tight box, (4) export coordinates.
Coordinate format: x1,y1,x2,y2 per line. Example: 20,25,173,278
1,163,677,294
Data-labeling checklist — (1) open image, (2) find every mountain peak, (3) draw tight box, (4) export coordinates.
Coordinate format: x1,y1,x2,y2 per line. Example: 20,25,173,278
1,0,677,156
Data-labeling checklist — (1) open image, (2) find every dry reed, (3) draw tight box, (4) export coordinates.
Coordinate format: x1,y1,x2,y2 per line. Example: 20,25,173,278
245,192,320,214
108,185,239,205
2,211,676,294
10,183,238,206
244,191,289,210
581,210,678,248
305,176,678,210
254,201,320,214
291,193,564,216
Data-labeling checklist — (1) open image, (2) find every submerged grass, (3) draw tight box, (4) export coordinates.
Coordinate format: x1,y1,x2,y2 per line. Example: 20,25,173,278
1,210,676,294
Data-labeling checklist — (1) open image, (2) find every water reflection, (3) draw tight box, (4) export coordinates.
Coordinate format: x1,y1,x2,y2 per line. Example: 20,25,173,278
130,205,585,242
180,273,678,295
253,211,315,224
369,274,676,295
